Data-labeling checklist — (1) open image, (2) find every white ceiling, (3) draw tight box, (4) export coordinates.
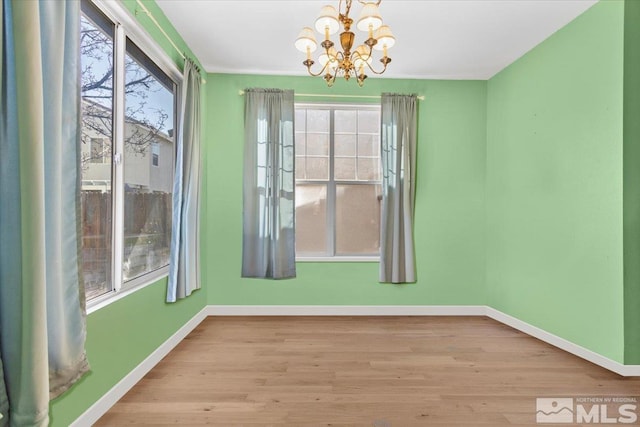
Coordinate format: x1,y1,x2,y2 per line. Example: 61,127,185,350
155,0,598,80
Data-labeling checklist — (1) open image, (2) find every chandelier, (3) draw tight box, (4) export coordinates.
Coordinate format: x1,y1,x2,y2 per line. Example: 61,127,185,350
295,0,395,87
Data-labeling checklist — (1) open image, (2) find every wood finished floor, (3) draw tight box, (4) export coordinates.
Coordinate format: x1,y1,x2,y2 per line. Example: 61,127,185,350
95,316,640,426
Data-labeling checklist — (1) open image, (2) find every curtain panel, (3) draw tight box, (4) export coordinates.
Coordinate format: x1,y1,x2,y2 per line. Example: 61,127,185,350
242,88,296,279
167,58,202,302
0,1,89,425
379,93,418,284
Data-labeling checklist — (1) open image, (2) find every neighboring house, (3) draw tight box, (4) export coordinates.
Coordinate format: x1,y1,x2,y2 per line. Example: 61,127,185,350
80,98,174,194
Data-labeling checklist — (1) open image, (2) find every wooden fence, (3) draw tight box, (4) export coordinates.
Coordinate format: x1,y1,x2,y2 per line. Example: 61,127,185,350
80,191,171,298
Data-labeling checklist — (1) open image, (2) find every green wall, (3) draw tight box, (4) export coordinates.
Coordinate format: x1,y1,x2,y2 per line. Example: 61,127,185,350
486,0,625,362
52,0,640,424
623,0,640,364
204,74,487,306
50,281,205,426
49,1,207,425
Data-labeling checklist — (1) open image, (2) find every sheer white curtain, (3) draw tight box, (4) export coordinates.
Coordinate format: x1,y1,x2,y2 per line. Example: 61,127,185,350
242,88,296,279
0,1,89,425
380,93,418,283
167,58,202,302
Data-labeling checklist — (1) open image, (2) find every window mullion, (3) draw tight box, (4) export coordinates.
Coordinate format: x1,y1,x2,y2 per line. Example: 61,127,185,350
328,108,336,256
111,23,126,293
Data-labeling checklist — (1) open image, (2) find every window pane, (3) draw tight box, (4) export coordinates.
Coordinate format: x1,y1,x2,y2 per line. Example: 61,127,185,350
335,110,356,133
151,142,160,167
335,134,356,157
295,132,306,156
358,157,380,181
90,138,108,163
295,109,306,132
336,184,381,255
80,9,114,300
123,39,175,282
335,157,356,181
307,109,329,133
306,157,329,180
296,185,328,254
358,134,379,157
307,133,329,156
295,157,305,180
358,109,380,134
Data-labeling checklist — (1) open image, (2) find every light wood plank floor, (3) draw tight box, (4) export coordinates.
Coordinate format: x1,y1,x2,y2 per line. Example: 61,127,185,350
96,316,640,426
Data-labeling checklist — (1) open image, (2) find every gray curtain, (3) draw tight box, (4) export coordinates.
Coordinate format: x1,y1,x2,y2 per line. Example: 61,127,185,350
167,58,202,302
0,1,89,425
380,93,418,283
242,88,296,279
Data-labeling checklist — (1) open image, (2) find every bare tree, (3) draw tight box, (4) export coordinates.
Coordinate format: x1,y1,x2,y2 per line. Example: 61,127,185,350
80,16,169,167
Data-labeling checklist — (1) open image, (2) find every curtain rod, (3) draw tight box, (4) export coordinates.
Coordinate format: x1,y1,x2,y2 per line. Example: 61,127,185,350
238,90,424,101
135,0,207,84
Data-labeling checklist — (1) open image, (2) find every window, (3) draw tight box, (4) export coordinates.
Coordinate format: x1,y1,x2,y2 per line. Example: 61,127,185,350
151,142,160,166
89,138,108,163
295,104,382,259
80,0,180,304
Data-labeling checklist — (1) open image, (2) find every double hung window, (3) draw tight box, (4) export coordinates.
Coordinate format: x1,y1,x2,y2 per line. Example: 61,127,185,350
295,104,382,259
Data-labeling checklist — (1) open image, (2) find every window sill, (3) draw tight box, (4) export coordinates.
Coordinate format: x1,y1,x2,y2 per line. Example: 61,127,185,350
86,265,169,314
296,256,379,263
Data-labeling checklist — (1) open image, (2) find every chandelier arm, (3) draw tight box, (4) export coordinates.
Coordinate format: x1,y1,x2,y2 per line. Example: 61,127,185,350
351,51,366,66
361,57,390,75
367,43,374,57
304,61,331,77
324,65,339,87
305,43,341,78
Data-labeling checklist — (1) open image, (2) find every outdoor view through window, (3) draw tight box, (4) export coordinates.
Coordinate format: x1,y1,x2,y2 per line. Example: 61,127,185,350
295,105,382,257
80,2,176,300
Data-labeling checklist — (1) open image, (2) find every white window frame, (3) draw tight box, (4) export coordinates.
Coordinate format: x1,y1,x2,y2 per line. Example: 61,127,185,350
295,103,381,263
85,0,183,313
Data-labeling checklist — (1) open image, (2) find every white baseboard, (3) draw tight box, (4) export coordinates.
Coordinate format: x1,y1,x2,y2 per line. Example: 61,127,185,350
71,303,640,426
70,306,209,427
484,307,640,377
205,304,487,316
